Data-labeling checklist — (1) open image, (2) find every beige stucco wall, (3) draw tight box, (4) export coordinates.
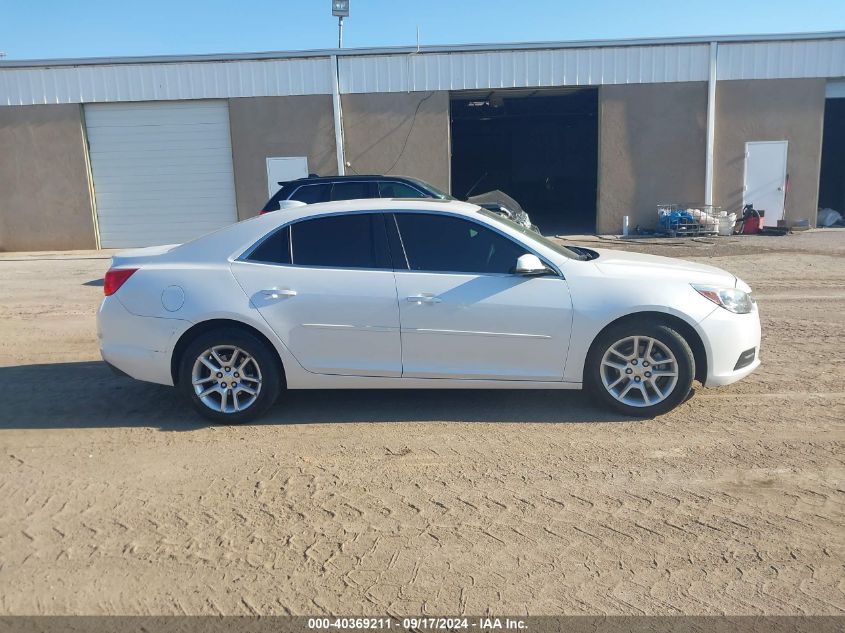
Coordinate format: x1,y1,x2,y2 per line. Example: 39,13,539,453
598,82,707,234
0,104,96,251
341,91,451,193
714,78,826,225
228,95,337,220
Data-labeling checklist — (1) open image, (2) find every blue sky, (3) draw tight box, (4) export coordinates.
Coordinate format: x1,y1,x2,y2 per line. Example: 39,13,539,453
1,0,844,60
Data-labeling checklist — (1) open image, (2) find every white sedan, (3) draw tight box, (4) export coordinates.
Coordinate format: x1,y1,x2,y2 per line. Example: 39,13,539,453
97,199,761,423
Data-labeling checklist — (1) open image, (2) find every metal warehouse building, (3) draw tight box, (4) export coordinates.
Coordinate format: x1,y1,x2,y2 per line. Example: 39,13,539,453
1,32,844,250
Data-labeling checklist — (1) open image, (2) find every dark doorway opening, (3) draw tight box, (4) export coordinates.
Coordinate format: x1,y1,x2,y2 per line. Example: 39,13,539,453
450,88,598,235
819,98,845,217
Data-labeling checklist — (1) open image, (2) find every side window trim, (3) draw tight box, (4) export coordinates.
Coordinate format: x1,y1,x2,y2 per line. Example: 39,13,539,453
386,213,410,270
391,210,561,277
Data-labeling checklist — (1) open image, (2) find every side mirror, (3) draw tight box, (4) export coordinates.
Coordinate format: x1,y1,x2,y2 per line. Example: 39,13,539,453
514,253,551,276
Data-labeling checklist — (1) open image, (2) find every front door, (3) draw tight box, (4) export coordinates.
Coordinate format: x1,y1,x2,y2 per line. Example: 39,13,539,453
744,141,788,227
231,212,401,377
390,212,573,381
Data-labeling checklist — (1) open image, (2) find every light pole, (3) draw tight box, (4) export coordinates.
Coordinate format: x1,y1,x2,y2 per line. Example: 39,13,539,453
331,0,349,48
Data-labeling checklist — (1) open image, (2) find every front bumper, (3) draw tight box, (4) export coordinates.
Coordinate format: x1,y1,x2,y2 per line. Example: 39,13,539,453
97,297,190,386
698,304,762,387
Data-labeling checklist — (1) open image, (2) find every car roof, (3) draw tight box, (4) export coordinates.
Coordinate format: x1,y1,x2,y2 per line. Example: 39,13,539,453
279,198,478,217
283,175,420,185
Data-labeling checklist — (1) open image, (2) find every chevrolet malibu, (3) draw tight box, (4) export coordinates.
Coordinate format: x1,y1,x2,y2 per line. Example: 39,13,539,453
98,199,761,423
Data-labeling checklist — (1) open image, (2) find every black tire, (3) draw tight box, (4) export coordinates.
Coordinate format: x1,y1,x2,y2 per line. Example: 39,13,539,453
585,321,694,418
177,327,282,424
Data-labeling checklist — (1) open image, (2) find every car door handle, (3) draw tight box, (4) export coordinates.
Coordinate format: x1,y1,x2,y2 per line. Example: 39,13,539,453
261,288,297,299
406,294,442,304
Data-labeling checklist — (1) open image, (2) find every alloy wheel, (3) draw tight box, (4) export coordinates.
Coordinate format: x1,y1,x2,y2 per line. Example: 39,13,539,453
600,335,679,407
191,345,263,414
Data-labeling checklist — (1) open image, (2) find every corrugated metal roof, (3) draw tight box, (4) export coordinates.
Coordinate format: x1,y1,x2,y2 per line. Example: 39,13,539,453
1,32,843,106
0,58,333,106
718,39,845,80
338,45,711,93
1,31,843,68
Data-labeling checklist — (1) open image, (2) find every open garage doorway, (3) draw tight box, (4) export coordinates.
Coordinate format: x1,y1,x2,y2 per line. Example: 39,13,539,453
819,97,845,222
450,88,598,235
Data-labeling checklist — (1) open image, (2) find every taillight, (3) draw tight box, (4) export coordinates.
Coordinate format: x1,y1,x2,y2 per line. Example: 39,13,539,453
259,209,269,215
104,268,138,296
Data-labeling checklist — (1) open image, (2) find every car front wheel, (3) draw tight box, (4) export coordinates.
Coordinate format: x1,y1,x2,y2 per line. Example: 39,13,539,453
586,322,695,417
178,328,281,423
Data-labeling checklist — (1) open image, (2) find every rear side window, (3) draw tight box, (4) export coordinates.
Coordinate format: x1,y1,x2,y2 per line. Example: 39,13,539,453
378,181,427,199
290,183,331,204
330,181,374,201
291,213,390,269
394,213,527,274
262,189,288,212
247,226,291,264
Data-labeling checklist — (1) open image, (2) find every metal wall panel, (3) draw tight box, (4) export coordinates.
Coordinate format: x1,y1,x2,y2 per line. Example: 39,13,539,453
1,37,843,106
717,39,845,80
0,58,332,106
338,45,712,93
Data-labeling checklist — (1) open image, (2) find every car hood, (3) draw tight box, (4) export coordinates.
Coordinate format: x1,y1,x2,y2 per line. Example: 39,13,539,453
591,248,737,287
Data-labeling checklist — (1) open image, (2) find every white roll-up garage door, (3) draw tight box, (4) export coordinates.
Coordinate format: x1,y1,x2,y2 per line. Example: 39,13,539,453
84,100,237,248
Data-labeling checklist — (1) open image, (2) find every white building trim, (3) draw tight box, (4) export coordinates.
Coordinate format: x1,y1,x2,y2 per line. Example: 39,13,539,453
0,58,333,107
1,33,843,106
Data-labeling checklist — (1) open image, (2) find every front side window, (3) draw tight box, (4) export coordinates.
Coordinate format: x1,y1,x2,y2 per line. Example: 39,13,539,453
378,181,427,199
394,213,528,274
290,213,390,269
290,183,331,204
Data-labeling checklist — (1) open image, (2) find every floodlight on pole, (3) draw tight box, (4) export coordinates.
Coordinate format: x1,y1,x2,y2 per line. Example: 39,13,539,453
331,0,349,48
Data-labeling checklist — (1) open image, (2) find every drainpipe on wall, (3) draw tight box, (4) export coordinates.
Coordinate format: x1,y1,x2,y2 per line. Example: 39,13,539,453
704,41,718,207
331,54,347,176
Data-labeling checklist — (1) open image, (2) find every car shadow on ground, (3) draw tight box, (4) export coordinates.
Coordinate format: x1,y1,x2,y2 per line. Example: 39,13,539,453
0,361,642,430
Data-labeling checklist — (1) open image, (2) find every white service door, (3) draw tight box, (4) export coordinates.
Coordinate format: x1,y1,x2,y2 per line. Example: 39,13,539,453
85,101,237,248
744,141,788,227
267,157,309,197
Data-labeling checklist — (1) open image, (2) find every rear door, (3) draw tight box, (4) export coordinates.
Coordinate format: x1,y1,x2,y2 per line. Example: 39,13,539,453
231,212,401,377
390,212,573,381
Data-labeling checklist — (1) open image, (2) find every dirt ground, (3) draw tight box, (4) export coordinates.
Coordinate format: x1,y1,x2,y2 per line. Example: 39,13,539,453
0,230,843,616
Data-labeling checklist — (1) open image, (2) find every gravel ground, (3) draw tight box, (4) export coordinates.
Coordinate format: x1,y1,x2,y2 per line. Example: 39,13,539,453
0,230,843,615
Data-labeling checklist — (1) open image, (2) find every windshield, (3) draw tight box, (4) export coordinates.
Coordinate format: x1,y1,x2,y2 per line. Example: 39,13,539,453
406,178,455,200
478,208,582,260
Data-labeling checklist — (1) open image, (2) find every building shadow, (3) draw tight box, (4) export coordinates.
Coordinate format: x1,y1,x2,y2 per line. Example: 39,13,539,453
0,360,641,431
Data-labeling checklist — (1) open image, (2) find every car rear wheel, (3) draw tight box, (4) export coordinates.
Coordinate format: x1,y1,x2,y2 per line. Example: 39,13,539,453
178,328,281,423
586,322,694,417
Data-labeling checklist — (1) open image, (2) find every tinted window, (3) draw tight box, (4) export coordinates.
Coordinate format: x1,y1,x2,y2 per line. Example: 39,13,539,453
291,214,390,269
378,181,427,199
247,226,291,264
262,189,288,212
395,213,528,274
330,181,372,201
290,184,331,204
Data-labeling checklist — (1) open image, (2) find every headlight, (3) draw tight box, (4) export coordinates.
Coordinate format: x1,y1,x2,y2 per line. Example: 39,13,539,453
692,284,754,314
